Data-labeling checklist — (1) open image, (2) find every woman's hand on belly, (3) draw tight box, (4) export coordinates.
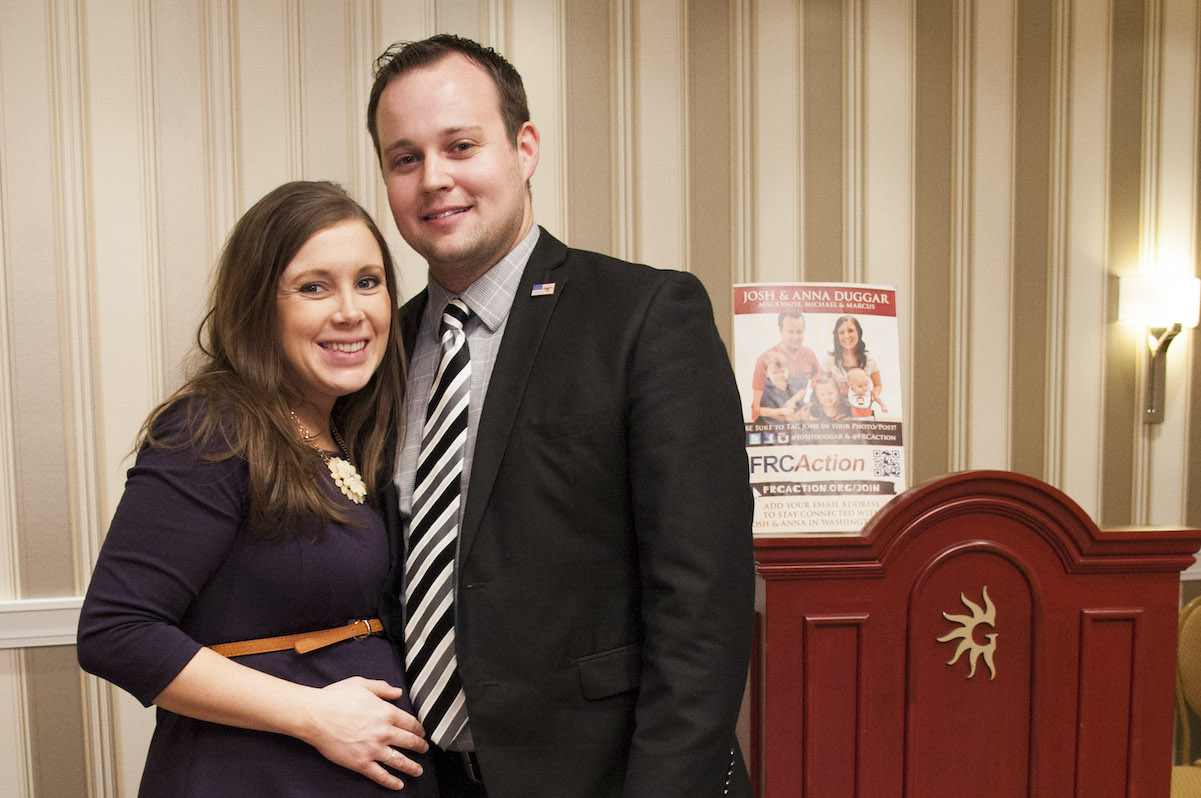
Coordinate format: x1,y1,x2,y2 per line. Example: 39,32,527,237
153,650,428,792
297,676,429,790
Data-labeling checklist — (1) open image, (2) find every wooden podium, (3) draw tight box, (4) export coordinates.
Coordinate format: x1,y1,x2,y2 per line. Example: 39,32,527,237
750,471,1201,797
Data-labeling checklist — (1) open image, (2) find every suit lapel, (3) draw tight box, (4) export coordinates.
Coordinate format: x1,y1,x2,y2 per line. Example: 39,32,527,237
399,289,429,362
387,289,429,598
458,229,568,563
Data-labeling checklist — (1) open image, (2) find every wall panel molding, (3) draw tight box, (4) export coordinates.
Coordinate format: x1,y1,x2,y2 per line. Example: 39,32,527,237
862,0,915,467
1131,0,1164,523
1010,0,1054,480
950,0,973,470
0,652,33,798
611,0,638,262
912,0,954,480
1148,0,1200,525
202,0,239,261
685,0,734,341
0,599,82,649
511,0,568,240
966,0,1015,472
377,0,438,300
51,2,112,793
1181,1,1201,528
349,2,379,206
565,0,614,253
236,2,298,200
51,0,101,596
844,0,865,284
1044,0,1073,486
731,0,753,284
284,0,303,177
0,5,21,605
802,0,844,283
633,0,689,270
488,0,509,49
0,0,38,759
1101,0,1145,526
136,0,166,419
749,0,801,282
1058,0,1112,519
86,0,156,527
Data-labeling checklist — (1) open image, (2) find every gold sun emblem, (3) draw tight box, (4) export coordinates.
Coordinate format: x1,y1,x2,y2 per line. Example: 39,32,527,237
935,586,997,680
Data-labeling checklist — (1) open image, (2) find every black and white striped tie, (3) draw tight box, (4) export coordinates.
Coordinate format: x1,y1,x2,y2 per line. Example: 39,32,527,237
404,298,471,746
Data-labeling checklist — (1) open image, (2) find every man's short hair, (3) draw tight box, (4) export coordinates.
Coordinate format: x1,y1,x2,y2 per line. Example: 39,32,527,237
777,309,805,329
366,34,531,163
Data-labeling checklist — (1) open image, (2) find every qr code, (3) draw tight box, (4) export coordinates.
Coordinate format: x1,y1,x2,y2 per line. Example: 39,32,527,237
872,449,902,478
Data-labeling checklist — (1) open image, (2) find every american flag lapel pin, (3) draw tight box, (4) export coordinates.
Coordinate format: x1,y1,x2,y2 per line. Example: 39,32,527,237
531,282,556,297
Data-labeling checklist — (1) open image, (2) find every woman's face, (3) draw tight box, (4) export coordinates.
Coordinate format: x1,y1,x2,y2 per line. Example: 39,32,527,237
837,319,860,351
275,220,391,412
815,380,839,410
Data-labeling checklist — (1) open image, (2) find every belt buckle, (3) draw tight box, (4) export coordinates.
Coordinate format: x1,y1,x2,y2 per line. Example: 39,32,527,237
349,619,372,640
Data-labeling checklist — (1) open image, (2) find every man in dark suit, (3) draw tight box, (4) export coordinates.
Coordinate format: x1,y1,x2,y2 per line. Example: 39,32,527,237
369,34,754,797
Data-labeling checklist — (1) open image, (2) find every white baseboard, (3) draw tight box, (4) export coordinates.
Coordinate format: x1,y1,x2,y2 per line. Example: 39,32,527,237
0,598,82,649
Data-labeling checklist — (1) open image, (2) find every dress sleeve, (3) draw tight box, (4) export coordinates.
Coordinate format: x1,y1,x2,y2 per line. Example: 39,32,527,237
77,409,249,706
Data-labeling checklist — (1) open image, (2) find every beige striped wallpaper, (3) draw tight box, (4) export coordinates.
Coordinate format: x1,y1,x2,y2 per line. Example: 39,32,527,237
0,0,1198,794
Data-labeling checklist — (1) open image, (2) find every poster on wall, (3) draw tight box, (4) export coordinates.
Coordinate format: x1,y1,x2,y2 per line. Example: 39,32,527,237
733,283,907,536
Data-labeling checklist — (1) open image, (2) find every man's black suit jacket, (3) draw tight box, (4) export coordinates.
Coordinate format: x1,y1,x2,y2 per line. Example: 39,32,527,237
382,229,754,797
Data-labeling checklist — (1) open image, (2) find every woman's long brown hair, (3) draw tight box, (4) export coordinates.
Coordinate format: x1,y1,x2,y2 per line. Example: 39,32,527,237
139,181,405,538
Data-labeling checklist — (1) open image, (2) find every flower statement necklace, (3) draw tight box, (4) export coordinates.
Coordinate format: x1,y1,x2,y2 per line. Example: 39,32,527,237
289,410,367,505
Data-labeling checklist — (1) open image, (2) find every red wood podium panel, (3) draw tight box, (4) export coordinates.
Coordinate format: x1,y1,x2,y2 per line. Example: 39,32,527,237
752,471,1201,798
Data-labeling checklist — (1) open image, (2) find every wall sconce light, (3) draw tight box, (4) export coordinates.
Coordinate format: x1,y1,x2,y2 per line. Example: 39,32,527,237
1118,274,1201,424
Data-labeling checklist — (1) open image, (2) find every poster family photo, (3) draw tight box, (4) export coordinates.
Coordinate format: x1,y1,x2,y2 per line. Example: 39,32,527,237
733,283,907,535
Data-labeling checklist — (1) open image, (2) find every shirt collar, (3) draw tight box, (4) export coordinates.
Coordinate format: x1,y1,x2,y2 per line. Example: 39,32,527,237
423,225,541,339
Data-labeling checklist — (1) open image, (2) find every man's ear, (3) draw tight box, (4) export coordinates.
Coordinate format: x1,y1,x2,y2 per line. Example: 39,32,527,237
517,121,540,182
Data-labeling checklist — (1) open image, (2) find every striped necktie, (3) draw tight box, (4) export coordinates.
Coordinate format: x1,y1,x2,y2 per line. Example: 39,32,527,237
404,298,471,746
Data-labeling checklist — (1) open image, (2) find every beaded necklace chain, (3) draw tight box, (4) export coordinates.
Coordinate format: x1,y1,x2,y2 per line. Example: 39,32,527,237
289,410,366,504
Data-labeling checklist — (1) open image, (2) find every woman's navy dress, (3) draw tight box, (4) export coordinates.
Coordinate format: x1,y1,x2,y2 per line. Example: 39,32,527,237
78,405,436,797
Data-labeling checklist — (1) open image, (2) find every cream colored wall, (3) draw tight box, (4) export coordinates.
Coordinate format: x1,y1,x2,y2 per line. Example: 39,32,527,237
0,0,1198,794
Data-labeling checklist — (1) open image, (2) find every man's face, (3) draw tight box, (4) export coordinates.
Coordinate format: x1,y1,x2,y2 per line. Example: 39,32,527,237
374,54,539,290
779,316,805,352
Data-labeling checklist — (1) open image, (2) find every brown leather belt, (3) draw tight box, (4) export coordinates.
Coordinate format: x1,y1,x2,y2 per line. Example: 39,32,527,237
210,618,383,657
